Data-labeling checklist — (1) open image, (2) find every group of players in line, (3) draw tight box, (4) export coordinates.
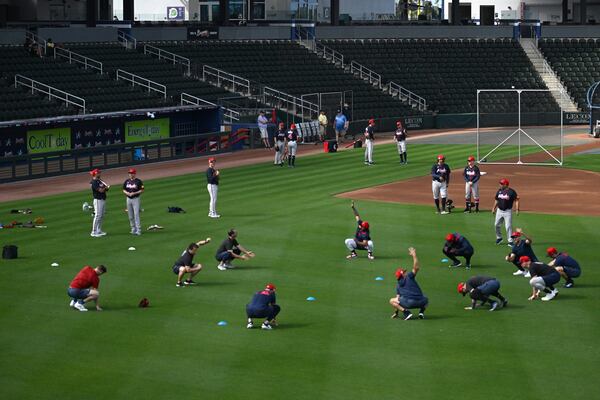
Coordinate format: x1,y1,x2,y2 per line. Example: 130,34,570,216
345,199,582,320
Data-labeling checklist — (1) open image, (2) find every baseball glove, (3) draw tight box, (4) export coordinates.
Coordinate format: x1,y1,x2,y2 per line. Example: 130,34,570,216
274,145,279,152
138,298,150,308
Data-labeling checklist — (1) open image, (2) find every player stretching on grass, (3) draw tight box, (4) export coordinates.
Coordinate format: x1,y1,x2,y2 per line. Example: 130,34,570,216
215,229,255,270
457,276,508,311
172,238,211,287
67,265,107,312
390,247,428,320
443,232,474,269
546,247,581,288
345,201,374,260
246,283,281,330
520,256,560,302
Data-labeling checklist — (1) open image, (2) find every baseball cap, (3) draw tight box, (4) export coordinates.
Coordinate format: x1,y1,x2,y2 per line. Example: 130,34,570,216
499,178,509,186
395,268,406,280
279,122,285,127
437,154,445,160
368,118,375,124
208,157,216,163
266,283,276,291
457,282,466,295
510,231,522,238
546,247,558,256
445,233,455,242
290,123,296,129
128,168,136,174
361,221,370,229
467,156,475,162
519,255,531,264
89,168,100,176
396,121,402,126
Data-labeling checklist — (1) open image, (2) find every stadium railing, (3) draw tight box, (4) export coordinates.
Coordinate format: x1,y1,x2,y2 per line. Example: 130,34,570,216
14,74,86,114
53,47,104,74
144,44,191,76
116,69,167,99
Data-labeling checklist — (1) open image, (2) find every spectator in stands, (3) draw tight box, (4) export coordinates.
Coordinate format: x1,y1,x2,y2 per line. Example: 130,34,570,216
317,110,328,145
334,109,348,144
257,110,270,149
45,38,55,56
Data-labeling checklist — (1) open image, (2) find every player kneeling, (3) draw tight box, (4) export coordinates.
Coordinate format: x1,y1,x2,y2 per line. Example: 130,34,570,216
246,283,280,330
390,247,428,320
546,247,581,288
520,256,560,301
457,276,507,311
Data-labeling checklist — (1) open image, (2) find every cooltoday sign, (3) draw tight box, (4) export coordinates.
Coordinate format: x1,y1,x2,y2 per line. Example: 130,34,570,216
167,6,185,20
27,127,71,154
124,118,170,143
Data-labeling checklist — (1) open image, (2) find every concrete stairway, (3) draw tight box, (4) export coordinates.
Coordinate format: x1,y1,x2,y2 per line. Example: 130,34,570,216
520,38,579,112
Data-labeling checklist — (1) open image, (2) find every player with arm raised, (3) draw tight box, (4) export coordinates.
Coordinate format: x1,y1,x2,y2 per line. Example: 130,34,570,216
390,247,429,320
172,238,211,287
344,201,374,260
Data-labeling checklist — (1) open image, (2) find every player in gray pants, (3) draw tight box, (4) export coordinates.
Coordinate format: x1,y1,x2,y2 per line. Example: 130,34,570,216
90,168,109,237
122,168,144,235
492,178,519,245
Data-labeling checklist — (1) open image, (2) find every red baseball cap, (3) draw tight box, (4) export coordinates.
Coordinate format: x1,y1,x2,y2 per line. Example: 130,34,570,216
519,255,531,264
368,119,375,124
290,123,296,129
89,168,100,176
457,282,466,295
546,247,558,257
266,283,276,291
128,168,136,174
396,121,402,126
395,268,406,280
499,178,509,186
445,233,455,242
510,231,522,238
208,157,216,163
361,221,370,229
467,156,475,162
437,154,445,160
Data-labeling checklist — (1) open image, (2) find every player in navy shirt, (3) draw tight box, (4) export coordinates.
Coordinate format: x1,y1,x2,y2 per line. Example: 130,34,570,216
394,120,407,164
274,122,287,166
505,229,537,277
493,178,519,245
443,232,474,269
520,256,561,302
457,276,507,311
389,247,428,320
206,157,220,218
286,124,298,168
344,201,374,260
246,283,280,330
431,155,451,214
547,247,581,288
463,156,480,213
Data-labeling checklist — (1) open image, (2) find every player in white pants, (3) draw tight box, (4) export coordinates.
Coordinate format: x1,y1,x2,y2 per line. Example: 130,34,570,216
492,178,519,245
206,157,220,218
394,120,407,164
90,169,109,237
287,123,298,168
431,155,451,214
364,119,375,165
274,122,286,166
122,168,144,235
463,156,480,213
345,201,375,260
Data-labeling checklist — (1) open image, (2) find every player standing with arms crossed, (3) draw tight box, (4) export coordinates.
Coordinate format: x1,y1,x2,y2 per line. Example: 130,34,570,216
287,123,298,168
90,169,109,237
122,168,144,235
274,122,286,166
431,155,451,214
463,156,480,213
394,120,407,164
206,157,220,218
492,178,519,245
364,119,375,165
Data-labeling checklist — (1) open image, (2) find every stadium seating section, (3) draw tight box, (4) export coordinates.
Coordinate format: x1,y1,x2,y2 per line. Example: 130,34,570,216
0,45,170,121
538,38,600,109
321,38,559,114
153,40,421,120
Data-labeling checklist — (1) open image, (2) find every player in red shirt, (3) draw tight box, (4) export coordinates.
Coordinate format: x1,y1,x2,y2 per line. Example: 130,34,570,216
67,265,107,312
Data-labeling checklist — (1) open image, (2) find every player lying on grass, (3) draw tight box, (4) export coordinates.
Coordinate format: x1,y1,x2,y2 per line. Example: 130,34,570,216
519,256,560,301
443,232,474,269
246,283,281,330
345,200,374,260
546,247,581,288
172,238,211,287
505,229,537,277
457,276,508,311
215,229,254,270
390,247,428,320
67,265,107,312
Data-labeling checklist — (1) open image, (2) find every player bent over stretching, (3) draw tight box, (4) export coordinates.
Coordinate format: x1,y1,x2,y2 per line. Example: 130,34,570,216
520,256,560,302
246,283,281,330
546,247,581,288
457,276,507,311
390,247,429,320
345,201,374,260
67,265,107,312
443,232,474,269
172,238,211,287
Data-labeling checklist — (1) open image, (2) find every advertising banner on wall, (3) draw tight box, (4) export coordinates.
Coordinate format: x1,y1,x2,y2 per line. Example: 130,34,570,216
124,118,170,143
167,6,185,20
187,27,219,40
27,127,71,154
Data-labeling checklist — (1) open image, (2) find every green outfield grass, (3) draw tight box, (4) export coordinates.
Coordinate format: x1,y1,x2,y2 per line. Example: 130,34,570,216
1,143,598,400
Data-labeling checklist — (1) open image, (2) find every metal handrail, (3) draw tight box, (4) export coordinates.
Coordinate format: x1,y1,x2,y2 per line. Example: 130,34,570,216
350,60,381,87
118,31,137,49
116,69,167,98
387,81,427,111
144,44,191,76
181,92,240,122
54,47,103,74
315,41,345,67
14,74,85,113
26,30,47,55
202,65,251,96
263,86,319,119
294,25,317,51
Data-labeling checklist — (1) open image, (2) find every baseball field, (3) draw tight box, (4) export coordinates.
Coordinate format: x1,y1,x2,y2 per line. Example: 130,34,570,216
0,139,599,400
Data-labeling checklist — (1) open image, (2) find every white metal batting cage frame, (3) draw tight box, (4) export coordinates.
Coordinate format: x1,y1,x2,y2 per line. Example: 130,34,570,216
476,89,564,166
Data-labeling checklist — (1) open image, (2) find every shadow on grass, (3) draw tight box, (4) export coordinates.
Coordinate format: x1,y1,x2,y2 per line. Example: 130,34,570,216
234,265,266,271
271,322,311,330
197,281,236,287
554,294,586,300
566,283,597,289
